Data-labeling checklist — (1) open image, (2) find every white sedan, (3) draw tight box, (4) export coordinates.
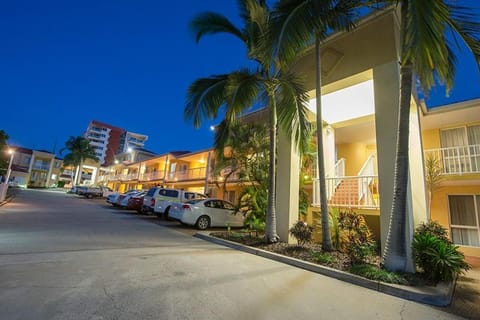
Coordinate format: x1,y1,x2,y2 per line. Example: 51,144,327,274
169,198,244,230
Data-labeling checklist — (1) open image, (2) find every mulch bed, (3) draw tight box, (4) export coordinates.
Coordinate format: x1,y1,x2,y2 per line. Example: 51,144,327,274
212,231,380,272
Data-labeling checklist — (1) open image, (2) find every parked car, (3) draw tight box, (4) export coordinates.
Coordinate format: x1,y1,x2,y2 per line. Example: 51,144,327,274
82,186,113,199
74,186,88,195
168,198,244,230
142,187,207,217
118,190,145,208
107,189,139,206
127,192,147,213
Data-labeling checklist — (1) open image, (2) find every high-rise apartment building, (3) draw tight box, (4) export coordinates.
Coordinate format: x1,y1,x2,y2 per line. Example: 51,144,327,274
84,120,148,165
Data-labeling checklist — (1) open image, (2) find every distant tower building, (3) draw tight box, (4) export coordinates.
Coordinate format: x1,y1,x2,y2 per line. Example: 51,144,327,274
84,120,148,165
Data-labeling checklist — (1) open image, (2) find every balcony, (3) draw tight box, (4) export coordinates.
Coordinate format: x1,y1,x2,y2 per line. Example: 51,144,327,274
139,171,165,181
32,164,51,171
167,167,206,181
424,144,480,175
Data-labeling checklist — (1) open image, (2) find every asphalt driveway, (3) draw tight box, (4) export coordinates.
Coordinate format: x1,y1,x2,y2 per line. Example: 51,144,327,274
0,189,466,320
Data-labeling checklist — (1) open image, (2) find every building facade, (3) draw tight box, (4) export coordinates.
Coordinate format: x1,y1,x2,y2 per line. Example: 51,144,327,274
84,120,148,166
8,147,64,188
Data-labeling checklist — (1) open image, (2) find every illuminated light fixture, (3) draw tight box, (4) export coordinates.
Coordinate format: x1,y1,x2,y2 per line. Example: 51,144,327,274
127,147,133,153
210,125,215,131
218,176,223,181
114,160,119,164
199,159,205,164
304,175,309,179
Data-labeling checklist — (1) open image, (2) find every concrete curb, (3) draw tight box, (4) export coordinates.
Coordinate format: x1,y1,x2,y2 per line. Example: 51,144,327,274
0,192,16,207
195,232,455,307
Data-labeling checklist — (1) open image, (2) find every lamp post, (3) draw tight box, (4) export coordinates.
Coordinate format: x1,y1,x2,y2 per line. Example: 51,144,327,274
0,148,15,202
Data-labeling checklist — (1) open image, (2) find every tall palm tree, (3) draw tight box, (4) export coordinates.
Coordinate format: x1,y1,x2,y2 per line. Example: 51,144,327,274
61,136,98,185
185,0,311,243
371,0,480,272
272,0,360,251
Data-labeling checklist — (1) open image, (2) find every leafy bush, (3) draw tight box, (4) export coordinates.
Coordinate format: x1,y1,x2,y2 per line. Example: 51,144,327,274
350,264,408,285
338,211,376,264
289,221,314,246
329,208,342,250
415,221,451,243
412,231,470,283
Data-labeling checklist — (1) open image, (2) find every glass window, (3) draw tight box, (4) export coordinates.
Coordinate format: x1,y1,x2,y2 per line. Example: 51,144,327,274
223,201,235,210
449,195,480,247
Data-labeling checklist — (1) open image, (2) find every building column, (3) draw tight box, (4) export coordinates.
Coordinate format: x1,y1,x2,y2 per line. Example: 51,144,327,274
373,61,427,272
46,158,55,187
276,127,300,243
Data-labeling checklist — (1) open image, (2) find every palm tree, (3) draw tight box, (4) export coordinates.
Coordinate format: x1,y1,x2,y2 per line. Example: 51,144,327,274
185,0,311,243
60,136,98,185
372,0,480,272
272,0,360,251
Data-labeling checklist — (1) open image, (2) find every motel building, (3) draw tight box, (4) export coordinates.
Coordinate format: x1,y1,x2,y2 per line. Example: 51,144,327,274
95,7,479,261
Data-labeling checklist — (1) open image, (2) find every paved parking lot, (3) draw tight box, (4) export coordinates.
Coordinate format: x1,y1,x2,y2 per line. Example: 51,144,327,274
0,189,469,319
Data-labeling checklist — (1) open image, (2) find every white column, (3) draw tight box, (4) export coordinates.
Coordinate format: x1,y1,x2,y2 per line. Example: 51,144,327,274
46,158,55,187
204,151,212,195
276,127,300,243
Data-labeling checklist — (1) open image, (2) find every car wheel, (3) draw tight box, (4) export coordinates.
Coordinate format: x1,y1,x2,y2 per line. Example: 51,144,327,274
87,194,93,199
164,207,172,220
196,216,210,230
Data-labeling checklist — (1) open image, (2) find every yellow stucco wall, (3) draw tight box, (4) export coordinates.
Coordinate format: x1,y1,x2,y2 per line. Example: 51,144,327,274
336,143,376,176
430,185,480,257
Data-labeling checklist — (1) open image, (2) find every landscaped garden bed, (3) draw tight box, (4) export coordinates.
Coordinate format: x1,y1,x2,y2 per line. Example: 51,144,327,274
210,219,470,288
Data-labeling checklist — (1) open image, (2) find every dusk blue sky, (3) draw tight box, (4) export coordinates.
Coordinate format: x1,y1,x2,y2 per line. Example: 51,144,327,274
1,1,479,156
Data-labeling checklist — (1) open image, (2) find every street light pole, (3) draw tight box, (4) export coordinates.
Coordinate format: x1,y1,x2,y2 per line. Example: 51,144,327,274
0,149,15,202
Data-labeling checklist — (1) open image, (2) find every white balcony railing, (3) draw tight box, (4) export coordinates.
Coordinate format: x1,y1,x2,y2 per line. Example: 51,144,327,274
424,144,480,175
139,171,165,181
167,167,206,181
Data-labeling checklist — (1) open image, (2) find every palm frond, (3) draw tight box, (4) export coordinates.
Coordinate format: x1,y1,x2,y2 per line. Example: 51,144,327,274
447,4,480,69
185,74,230,128
276,70,312,153
272,0,360,64
224,69,264,122
190,12,246,43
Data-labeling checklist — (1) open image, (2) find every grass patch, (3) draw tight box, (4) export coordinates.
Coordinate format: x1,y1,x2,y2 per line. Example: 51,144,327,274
349,264,409,285
312,252,335,265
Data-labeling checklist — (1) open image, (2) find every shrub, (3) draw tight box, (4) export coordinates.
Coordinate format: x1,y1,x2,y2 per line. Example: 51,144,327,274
329,208,342,251
338,211,376,264
415,221,451,243
289,221,313,246
412,231,470,283
349,264,408,285
312,252,334,265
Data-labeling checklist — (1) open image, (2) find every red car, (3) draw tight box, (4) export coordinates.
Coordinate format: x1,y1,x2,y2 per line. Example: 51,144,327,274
127,193,146,213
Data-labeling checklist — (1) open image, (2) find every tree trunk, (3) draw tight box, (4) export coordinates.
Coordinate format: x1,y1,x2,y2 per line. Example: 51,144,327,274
382,2,412,272
315,35,333,251
266,93,279,243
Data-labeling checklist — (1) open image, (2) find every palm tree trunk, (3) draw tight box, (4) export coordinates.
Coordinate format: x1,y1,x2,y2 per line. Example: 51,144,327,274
315,35,333,251
266,93,279,243
382,63,412,271
382,1,412,272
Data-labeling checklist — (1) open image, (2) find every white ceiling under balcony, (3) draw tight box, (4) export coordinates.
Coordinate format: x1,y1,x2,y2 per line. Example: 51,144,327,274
307,80,375,124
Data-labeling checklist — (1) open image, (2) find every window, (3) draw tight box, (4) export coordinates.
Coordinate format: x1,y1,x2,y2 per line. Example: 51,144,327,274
223,201,235,211
448,195,480,247
440,125,480,173
159,189,178,198
226,190,236,203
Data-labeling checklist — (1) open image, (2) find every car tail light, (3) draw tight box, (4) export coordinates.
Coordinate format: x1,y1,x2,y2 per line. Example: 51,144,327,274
150,198,155,206
182,204,191,210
